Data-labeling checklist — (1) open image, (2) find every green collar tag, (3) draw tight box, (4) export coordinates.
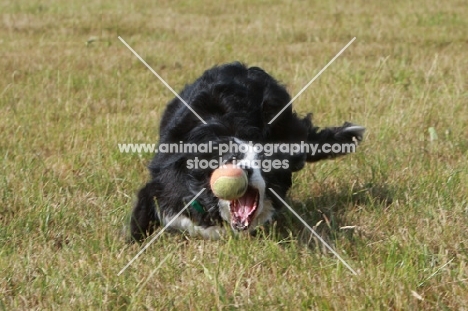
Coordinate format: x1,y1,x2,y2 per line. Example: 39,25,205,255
190,200,206,214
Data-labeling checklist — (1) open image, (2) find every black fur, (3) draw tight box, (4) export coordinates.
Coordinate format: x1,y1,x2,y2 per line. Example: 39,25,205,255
130,62,364,241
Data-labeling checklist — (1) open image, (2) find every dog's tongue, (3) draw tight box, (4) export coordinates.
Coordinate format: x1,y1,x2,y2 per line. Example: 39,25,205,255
231,187,258,225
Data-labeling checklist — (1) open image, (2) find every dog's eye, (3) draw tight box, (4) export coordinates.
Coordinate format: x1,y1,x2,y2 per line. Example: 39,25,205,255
225,153,243,163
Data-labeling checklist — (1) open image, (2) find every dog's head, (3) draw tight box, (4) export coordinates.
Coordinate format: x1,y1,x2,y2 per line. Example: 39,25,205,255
180,137,297,234
215,140,277,232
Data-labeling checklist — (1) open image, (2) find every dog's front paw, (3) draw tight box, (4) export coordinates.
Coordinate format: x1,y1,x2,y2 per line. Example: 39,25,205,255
337,122,366,143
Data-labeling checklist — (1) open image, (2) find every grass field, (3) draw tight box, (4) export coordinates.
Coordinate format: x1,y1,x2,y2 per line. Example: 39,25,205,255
1,0,468,309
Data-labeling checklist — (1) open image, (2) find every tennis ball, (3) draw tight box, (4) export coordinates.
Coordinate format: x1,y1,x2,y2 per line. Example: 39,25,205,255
210,164,248,200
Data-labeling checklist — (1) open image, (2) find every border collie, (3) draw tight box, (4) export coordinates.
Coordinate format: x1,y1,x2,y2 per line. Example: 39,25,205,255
130,62,364,241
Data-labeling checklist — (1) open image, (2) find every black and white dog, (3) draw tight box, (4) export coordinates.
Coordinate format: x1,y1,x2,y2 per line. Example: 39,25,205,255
130,62,364,241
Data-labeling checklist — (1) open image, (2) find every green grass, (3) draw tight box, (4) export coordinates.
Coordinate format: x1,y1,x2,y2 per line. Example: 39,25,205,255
1,0,468,309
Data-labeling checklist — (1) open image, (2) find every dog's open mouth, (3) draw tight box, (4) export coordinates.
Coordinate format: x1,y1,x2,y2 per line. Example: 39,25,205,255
230,186,259,231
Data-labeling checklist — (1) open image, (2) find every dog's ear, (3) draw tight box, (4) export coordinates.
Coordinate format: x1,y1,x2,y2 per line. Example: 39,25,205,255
306,122,366,163
129,180,161,243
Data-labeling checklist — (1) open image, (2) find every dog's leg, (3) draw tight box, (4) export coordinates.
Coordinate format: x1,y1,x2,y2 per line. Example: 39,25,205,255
130,180,161,242
306,122,365,162
161,214,226,240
